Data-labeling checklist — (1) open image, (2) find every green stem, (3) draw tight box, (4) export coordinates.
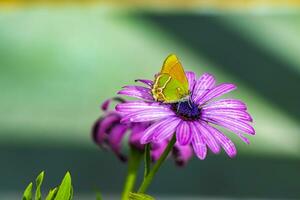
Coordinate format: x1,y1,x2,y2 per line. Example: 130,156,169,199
144,144,151,178
137,134,176,193
121,148,143,200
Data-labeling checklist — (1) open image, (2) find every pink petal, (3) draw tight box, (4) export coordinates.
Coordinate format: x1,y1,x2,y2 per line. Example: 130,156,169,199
101,97,125,111
192,73,216,103
108,124,128,154
118,86,153,101
202,124,237,158
141,117,177,144
116,101,171,114
101,99,111,111
176,121,192,145
185,71,196,91
195,122,221,154
97,114,121,143
196,83,237,106
203,115,255,135
129,123,148,150
121,109,175,123
190,122,207,160
173,143,193,166
151,141,168,161
236,132,251,144
152,117,181,143
202,109,253,122
135,79,153,87
202,99,247,110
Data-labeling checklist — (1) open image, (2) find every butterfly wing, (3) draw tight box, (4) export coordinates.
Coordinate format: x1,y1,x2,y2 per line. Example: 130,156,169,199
152,54,189,103
161,54,189,86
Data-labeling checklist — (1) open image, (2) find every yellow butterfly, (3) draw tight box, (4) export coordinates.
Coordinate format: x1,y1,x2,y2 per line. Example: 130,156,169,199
151,54,189,103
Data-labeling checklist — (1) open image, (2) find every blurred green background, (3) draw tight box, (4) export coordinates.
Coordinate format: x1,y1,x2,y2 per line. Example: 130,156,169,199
0,3,300,199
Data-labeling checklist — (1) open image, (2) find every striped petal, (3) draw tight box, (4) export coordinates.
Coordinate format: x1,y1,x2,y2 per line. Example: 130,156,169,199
195,122,221,154
203,115,255,135
176,121,192,145
118,86,153,101
190,122,207,160
203,124,237,158
141,117,177,144
116,101,171,114
121,109,175,123
135,79,153,87
196,83,237,106
141,118,169,144
152,117,181,142
185,71,196,91
202,109,253,122
192,73,216,103
202,99,247,111
236,132,251,144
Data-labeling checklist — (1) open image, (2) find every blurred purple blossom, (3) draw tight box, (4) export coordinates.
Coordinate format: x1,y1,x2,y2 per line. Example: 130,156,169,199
92,98,193,166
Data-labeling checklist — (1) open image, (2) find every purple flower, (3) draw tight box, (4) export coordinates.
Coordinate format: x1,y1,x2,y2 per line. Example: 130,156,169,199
92,98,193,165
116,73,255,160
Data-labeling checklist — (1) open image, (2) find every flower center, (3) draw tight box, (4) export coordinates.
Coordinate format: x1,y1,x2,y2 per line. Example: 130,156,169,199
171,100,201,121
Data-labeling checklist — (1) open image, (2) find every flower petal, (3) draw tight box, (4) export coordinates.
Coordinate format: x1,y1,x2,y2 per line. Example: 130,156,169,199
237,132,250,144
129,123,148,150
176,121,192,145
151,141,168,161
101,97,125,111
141,117,176,144
192,73,216,103
202,99,247,110
96,113,120,144
202,109,253,122
116,101,171,114
135,79,153,87
173,143,193,166
202,124,237,158
196,83,237,106
152,117,181,142
108,124,128,156
195,122,221,154
185,71,196,91
190,122,207,160
203,115,255,135
121,109,175,123
118,86,153,101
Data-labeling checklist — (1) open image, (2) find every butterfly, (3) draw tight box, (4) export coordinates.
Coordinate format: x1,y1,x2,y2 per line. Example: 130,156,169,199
151,54,190,103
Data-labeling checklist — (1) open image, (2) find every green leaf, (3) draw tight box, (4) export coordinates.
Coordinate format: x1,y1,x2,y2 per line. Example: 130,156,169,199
69,185,73,200
22,182,33,200
45,187,58,200
54,172,72,200
129,192,155,200
95,192,103,200
35,171,45,200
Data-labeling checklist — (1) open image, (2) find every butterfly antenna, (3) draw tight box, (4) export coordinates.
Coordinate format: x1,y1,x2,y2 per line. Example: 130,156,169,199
177,101,182,113
187,98,193,108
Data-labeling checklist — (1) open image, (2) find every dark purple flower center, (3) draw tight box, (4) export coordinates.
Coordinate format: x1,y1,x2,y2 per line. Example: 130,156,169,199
171,100,201,121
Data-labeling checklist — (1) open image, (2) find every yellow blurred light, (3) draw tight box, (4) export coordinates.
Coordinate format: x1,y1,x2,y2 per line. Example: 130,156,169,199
0,0,300,9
